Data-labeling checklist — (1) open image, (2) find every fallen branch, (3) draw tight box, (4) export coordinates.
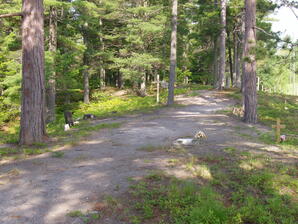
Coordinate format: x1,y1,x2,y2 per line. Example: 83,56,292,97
0,12,23,18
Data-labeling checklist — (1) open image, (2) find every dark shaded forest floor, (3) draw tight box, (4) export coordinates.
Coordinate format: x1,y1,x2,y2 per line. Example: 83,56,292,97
0,90,297,224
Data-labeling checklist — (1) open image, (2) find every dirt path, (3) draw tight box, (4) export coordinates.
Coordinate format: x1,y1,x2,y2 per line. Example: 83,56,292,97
0,90,296,224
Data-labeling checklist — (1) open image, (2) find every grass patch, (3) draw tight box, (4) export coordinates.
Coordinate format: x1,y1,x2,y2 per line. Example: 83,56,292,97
51,151,65,158
137,145,167,152
227,90,298,147
99,148,298,224
67,210,100,223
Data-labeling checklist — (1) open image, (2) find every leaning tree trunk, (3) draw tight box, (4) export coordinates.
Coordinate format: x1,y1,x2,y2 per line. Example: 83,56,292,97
167,0,178,105
46,6,57,123
217,0,226,90
20,0,47,145
243,0,257,123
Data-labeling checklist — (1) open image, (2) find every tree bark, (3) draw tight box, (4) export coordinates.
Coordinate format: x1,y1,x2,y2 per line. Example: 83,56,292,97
243,0,257,123
167,0,177,105
46,6,57,123
217,0,226,90
19,0,46,145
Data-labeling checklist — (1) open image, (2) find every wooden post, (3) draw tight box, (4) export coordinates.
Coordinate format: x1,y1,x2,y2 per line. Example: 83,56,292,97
272,118,286,143
257,76,260,91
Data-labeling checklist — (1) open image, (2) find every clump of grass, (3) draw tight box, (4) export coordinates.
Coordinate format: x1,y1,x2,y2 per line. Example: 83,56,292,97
51,151,65,158
0,147,20,157
67,210,84,218
137,145,164,152
23,148,43,155
67,210,100,222
223,147,238,154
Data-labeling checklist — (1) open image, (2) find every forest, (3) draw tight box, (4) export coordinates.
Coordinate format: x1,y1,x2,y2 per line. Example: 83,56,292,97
0,0,298,224
0,0,296,144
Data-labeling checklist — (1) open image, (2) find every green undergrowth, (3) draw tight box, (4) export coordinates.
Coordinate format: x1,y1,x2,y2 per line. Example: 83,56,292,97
100,149,298,224
227,90,298,147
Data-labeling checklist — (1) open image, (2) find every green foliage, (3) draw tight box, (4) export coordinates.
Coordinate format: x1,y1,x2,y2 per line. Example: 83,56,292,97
176,68,192,84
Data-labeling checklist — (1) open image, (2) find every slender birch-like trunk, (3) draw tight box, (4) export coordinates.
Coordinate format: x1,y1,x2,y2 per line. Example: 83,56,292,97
167,0,178,105
217,0,226,90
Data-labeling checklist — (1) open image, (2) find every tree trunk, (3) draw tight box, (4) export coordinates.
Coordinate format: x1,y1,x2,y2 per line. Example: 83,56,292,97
99,16,106,89
117,70,123,89
20,0,46,145
83,54,90,104
213,37,219,88
213,0,219,88
243,0,257,123
234,34,242,88
46,6,57,123
217,0,226,90
240,14,245,93
167,0,177,105
227,31,233,87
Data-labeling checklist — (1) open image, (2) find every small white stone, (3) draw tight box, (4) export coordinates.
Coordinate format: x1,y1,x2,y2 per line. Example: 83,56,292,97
173,138,194,146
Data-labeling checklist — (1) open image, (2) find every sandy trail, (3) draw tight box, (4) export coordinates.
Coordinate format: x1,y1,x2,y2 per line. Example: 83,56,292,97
0,90,296,224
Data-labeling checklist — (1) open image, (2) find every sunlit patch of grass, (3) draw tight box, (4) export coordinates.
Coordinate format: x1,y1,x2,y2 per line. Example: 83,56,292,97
239,159,265,171
193,164,213,180
0,122,19,144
